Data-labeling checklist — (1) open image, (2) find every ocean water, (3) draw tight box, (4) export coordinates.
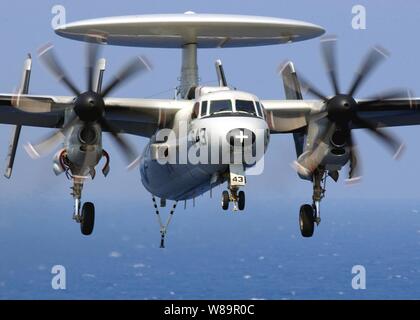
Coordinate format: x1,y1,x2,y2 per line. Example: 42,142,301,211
0,196,420,300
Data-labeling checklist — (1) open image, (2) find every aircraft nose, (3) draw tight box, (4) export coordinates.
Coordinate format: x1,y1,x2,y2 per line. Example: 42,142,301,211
226,128,256,148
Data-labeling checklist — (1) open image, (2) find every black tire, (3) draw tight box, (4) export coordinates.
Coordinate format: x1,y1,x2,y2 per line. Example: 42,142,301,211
81,202,95,236
299,204,315,238
238,191,245,211
222,191,230,210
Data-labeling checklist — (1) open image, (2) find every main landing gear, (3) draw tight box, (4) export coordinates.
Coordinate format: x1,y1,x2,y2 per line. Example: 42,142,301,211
221,164,246,212
71,177,95,236
80,202,95,236
299,168,328,238
60,150,111,236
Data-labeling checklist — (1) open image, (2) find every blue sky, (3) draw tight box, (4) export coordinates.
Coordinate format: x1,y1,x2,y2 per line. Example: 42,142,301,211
2,0,420,300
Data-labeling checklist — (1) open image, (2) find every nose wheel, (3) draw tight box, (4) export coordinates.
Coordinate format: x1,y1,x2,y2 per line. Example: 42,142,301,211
221,189,245,211
222,190,230,210
238,191,245,211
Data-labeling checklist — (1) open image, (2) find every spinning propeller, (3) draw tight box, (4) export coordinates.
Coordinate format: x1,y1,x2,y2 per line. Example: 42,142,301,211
22,41,152,168
297,36,408,181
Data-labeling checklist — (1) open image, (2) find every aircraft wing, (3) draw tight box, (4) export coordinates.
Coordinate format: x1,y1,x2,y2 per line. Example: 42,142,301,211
353,98,420,128
262,99,317,133
262,98,420,133
102,97,189,137
0,94,72,129
0,94,188,138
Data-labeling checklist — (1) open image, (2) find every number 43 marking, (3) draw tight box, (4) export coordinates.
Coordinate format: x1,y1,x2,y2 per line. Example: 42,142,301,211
231,175,246,186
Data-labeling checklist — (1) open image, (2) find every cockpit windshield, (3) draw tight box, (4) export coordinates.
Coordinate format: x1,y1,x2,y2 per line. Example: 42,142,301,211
209,100,233,114
203,98,264,118
236,100,256,115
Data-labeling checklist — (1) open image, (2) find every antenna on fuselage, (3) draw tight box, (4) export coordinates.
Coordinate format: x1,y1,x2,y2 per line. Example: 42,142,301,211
215,59,228,87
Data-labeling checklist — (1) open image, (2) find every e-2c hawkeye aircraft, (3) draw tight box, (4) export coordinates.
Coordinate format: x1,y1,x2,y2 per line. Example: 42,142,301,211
0,13,418,247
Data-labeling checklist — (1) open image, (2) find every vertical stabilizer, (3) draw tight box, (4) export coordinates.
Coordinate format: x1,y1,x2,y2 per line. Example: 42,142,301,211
4,54,32,179
279,61,305,157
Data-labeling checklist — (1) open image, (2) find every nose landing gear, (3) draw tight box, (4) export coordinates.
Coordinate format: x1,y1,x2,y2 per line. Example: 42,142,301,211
221,164,246,212
222,190,230,210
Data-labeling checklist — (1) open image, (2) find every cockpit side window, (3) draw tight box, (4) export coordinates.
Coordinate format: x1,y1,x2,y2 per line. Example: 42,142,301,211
200,101,208,117
191,102,199,120
209,100,233,114
236,100,256,115
255,101,264,118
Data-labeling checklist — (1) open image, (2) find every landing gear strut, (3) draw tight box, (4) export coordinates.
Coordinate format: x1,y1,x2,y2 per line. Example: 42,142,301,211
71,177,95,236
299,168,327,238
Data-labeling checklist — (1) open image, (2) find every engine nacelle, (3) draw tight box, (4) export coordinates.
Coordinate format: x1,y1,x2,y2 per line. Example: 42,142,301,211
52,149,67,176
64,123,103,177
295,129,350,181
330,130,347,148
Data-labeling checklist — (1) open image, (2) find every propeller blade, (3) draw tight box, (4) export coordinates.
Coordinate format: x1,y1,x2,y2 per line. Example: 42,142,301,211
86,41,102,92
95,58,106,94
38,43,80,96
346,133,362,183
321,35,340,95
348,46,389,97
298,74,329,101
293,122,333,176
357,89,413,109
24,115,78,159
98,117,140,169
311,111,329,122
352,114,404,159
101,56,152,98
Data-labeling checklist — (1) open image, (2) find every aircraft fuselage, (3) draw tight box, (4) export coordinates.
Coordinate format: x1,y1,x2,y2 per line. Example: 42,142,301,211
140,90,270,200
